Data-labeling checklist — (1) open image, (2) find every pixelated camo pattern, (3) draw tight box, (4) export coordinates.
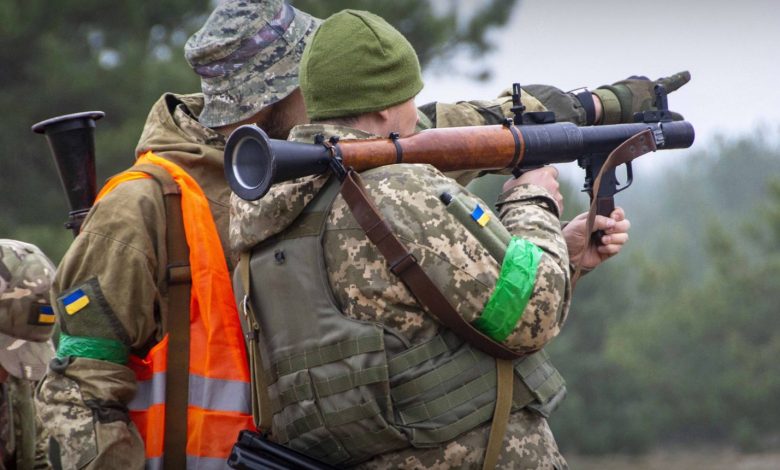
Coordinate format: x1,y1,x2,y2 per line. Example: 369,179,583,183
185,0,320,127
0,240,56,341
35,371,97,469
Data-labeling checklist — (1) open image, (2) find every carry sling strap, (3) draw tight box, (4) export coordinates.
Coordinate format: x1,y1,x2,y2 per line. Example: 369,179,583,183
131,163,191,469
238,252,274,431
483,358,514,470
338,169,523,360
574,129,657,284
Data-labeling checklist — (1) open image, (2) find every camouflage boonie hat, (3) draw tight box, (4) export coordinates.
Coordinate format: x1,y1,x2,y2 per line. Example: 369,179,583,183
185,0,320,128
0,239,56,380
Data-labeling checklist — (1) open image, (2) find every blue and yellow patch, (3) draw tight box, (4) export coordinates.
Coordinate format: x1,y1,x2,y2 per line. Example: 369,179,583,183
62,289,90,315
470,204,491,227
38,305,56,324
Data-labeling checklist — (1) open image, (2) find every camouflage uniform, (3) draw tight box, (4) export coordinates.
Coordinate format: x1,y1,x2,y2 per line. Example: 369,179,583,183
34,0,322,467
229,123,571,469
0,239,57,470
34,94,237,469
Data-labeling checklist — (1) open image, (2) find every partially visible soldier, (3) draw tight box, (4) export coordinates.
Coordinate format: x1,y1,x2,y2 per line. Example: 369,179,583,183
0,239,56,470
228,10,631,469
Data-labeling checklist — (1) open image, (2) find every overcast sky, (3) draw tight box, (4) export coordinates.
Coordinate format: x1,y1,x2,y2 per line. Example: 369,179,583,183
418,0,780,153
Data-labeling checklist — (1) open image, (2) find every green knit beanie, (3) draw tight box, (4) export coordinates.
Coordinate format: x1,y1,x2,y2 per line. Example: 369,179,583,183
300,10,424,120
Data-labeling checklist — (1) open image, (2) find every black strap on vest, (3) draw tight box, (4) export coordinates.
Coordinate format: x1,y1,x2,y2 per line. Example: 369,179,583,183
130,163,191,470
338,169,523,360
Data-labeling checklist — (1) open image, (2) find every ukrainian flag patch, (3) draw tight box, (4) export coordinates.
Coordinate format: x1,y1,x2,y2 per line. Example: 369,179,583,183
38,305,56,324
471,204,491,227
62,289,90,315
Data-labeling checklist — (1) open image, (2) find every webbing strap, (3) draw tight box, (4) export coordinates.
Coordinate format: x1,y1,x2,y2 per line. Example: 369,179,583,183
131,163,190,470
274,335,384,376
411,401,494,445
339,170,523,360
387,331,461,376
239,252,274,431
323,399,383,427
313,365,388,397
483,359,514,470
272,365,389,412
399,369,496,425
281,399,384,443
272,380,314,412
391,349,479,403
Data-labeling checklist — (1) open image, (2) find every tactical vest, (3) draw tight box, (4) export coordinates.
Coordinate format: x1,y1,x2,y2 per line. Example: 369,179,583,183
237,179,567,467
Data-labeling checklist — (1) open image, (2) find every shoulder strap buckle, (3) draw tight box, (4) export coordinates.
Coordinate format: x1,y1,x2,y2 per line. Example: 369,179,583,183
389,252,417,276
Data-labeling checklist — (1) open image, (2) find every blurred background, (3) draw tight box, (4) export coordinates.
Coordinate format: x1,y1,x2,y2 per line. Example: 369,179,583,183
2,1,778,468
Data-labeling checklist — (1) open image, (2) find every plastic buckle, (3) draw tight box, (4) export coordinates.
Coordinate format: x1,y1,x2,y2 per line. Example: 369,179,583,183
389,253,417,276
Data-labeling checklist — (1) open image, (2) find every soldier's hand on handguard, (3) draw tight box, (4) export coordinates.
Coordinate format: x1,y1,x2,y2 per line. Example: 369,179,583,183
504,166,563,215
564,207,630,270
593,71,690,123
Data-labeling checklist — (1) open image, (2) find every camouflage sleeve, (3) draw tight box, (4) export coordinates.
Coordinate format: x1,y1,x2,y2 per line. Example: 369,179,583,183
322,164,570,354
33,400,51,470
495,183,572,352
421,85,587,186
418,84,587,129
35,358,145,469
37,179,168,468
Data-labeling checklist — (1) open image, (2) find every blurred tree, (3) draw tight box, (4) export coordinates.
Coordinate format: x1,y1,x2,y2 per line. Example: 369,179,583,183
2,0,211,259
3,0,520,260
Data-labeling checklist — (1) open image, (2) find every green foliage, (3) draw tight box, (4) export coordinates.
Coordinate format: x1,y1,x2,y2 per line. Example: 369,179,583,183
2,0,211,260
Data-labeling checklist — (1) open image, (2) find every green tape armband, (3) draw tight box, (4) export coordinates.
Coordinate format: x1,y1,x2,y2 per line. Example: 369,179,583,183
473,236,543,342
57,333,129,365
592,88,622,125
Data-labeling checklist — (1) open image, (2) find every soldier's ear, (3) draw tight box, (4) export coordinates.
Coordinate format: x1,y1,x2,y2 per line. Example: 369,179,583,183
375,109,391,123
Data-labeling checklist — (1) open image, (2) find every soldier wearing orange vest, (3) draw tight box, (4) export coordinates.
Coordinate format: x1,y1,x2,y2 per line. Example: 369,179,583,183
35,2,320,468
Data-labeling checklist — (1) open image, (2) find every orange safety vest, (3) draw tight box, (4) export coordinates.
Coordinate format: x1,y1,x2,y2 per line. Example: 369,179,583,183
95,151,253,468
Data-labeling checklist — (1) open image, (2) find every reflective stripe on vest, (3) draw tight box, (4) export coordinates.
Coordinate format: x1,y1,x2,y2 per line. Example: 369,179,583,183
97,152,253,466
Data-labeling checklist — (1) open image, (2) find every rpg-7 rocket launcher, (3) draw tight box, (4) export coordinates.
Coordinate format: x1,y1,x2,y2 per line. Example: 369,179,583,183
32,111,104,238
224,83,694,235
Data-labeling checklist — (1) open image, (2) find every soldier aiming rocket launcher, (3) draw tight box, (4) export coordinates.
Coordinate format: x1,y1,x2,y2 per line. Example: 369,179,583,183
224,86,694,469
224,83,695,241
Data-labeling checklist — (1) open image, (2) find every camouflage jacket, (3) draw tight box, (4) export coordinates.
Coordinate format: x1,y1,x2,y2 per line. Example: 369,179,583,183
35,93,232,469
229,123,572,468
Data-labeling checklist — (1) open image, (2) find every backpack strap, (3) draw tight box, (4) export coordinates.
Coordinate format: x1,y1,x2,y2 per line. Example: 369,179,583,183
129,163,190,470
